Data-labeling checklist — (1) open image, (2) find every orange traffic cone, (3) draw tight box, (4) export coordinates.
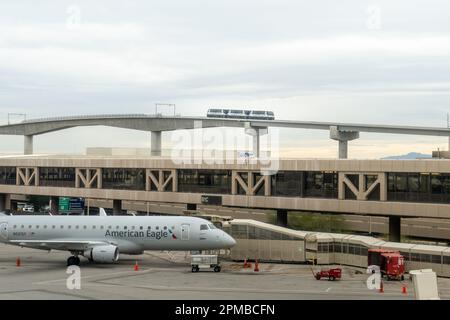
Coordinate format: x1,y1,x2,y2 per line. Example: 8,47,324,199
379,280,384,293
254,259,260,272
134,261,139,272
402,285,407,295
16,257,21,267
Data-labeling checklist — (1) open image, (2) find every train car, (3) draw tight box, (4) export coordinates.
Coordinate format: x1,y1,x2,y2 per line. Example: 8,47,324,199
248,110,275,120
227,110,247,119
207,109,228,118
207,109,275,120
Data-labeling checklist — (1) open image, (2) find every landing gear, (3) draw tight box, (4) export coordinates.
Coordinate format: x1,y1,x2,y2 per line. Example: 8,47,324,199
67,256,81,266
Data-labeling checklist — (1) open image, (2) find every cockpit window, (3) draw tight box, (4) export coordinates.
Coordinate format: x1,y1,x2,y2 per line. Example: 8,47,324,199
200,224,209,231
208,224,217,230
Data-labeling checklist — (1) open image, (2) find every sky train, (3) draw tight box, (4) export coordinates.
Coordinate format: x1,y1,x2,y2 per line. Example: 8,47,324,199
207,109,275,120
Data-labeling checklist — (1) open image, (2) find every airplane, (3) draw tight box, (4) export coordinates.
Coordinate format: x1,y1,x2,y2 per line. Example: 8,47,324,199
0,209,236,266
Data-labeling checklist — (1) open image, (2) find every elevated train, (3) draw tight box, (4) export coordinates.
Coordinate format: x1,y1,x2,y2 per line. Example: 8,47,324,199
207,109,275,120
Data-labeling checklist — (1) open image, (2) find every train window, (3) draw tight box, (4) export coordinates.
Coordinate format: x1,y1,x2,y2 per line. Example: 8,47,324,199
444,256,450,265
271,231,282,241
342,244,348,254
281,234,293,241
334,243,342,253
360,247,368,256
431,255,442,264
200,224,208,231
246,227,258,239
348,245,355,255
420,254,431,263
411,253,420,262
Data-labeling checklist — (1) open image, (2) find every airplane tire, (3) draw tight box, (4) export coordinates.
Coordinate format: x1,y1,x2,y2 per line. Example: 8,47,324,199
67,256,80,266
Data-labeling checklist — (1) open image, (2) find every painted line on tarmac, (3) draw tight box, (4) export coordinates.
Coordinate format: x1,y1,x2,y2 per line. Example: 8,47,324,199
32,269,156,285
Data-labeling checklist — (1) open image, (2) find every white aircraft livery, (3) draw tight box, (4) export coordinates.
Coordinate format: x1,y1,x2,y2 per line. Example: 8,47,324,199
0,210,236,266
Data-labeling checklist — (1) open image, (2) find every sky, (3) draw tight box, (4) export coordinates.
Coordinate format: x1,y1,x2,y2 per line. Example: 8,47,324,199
0,0,450,158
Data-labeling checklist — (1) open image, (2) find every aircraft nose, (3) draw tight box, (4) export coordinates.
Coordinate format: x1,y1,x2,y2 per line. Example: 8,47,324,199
222,232,237,248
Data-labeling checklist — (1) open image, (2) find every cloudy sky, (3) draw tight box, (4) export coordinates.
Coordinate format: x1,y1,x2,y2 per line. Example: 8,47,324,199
1,1,450,158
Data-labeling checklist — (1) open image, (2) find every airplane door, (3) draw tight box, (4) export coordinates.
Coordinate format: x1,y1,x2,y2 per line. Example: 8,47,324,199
0,223,8,240
181,224,190,240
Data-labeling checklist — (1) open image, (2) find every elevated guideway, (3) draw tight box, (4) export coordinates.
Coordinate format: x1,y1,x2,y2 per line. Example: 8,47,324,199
1,114,450,158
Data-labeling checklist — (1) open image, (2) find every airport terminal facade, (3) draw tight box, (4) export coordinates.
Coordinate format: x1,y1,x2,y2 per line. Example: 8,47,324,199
0,156,450,243
2,166,450,204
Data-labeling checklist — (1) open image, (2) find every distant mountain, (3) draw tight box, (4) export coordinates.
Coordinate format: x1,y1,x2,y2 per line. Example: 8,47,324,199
382,152,432,160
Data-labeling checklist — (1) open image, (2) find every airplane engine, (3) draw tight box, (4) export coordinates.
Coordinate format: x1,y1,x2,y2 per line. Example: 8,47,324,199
83,245,119,263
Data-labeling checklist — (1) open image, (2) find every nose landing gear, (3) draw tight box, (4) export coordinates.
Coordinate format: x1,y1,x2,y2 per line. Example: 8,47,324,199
67,256,81,266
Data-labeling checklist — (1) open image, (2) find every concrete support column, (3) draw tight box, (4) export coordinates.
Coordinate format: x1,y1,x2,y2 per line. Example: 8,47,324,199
151,131,162,156
50,196,59,215
338,140,348,159
276,210,288,227
113,199,122,215
0,194,6,212
252,134,260,158
24,135,34,155
389,216,401,242
329,126,359,159
245,123,268,158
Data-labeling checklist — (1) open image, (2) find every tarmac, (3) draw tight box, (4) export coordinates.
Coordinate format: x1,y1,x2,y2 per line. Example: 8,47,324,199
1,244,449,300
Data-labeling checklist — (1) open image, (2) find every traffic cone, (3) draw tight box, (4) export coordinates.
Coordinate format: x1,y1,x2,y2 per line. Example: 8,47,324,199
254,259,260,272
402,285,407,295
16,257,21,267
379,280,384,293
134,261,139,272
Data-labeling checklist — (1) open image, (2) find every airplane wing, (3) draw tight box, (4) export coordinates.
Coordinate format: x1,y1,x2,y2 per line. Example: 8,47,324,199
9,240,109,251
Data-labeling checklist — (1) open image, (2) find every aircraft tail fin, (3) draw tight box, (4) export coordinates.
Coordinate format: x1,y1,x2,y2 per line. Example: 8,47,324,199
99,208,108,217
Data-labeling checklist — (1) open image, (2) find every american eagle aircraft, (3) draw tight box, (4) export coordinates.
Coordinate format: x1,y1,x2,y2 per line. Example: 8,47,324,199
0,209,236,266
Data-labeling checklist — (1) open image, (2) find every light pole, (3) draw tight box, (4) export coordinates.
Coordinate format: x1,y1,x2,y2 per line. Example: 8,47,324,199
7,113,26,125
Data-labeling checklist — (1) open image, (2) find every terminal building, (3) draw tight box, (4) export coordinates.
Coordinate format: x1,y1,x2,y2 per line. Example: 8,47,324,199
1,155,450,242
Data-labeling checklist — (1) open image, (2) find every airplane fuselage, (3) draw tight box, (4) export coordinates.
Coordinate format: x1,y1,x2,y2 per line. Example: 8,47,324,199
0,215,236,254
